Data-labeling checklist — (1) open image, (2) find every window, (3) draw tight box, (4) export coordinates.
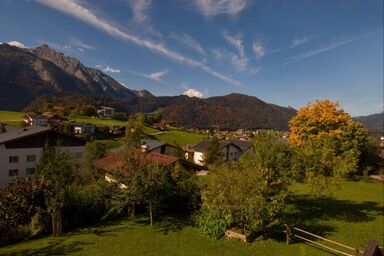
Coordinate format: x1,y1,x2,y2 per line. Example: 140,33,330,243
26,168,35,175
9,156,19,163
8,169,18,177
27,155,36,162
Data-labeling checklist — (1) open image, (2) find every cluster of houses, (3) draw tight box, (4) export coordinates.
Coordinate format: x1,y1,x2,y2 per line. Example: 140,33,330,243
0,121,254,187
23,112,127,137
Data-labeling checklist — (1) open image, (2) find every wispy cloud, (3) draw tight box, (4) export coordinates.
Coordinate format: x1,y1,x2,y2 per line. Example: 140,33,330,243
144,69,168,81
126,0,161,37
193,0,251,16
7,40,27,48
68,37,95,51
277,34,372,68
128,69,174,86
183,88,204,98
252,42,265,59
290,37,309,48
37,0,241,86
127,0,151,24
169,32,206,56
217,31,259,75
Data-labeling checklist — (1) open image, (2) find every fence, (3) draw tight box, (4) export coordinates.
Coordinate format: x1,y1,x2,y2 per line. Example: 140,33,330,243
283,224,362,256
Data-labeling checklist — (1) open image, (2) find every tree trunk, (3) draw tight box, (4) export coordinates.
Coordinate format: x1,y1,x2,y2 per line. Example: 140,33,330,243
149,202,153,227
131,204,135,217
51,212,62,237
51,213,56,236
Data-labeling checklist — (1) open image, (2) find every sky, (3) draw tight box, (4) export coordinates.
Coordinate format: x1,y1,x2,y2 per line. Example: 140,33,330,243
0,0,383,116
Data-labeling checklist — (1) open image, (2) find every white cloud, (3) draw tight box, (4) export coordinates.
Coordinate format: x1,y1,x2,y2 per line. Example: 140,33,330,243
290,37,309,48
128,0,151,24
170,32,206,56
7,40,27,48
103,66,121,73
37,0,241,86
183,88,204,98
193,0,250,16
278,34,371,68
144,69,168,81
252,42,265,59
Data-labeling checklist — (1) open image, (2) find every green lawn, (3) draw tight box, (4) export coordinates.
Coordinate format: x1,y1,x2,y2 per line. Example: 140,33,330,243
70,116,126,126
0,111,26,127
1,181,382,256
153,130,205,146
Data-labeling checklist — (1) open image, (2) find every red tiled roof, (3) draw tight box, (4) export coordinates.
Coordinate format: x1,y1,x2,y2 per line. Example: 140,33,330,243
94,148,179,171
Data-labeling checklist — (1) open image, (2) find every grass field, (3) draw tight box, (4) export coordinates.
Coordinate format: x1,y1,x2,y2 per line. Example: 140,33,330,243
0,111,26,127
1,181,382,256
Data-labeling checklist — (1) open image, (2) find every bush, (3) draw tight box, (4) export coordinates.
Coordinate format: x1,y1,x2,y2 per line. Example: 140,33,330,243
193,208,226,239
62,184,107,230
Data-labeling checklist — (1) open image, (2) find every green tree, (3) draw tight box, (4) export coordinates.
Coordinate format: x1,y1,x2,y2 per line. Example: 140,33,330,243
106,151,172,226
203,137,223,165
201,162,288,237
0,177,53,242
125,114,144,148
80,105,97,117
79,142,106,184
36,142,77,236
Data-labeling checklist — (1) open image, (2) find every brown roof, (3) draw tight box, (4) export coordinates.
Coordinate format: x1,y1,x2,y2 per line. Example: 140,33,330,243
94,148,180,171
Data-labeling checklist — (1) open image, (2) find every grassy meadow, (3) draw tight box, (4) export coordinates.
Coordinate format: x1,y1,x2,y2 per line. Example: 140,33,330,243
0,181,382,256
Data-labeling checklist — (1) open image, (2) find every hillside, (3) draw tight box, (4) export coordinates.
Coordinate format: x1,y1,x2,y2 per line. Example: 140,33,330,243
120,93,297,130
26,93,296,130
0,43,151,110
353,112,383,134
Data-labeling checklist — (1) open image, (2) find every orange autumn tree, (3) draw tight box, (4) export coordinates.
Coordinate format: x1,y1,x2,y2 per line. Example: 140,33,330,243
288,100,370,186
289,99,367,146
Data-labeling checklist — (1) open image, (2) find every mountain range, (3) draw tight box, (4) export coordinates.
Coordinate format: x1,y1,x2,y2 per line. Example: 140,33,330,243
1,43,381,131
0,43,150,110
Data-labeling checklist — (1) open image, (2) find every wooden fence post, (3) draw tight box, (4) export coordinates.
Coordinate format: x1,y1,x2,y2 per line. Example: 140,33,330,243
283,224,291,245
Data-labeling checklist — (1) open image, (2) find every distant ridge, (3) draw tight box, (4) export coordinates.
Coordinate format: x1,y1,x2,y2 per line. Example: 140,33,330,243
353,112,384,134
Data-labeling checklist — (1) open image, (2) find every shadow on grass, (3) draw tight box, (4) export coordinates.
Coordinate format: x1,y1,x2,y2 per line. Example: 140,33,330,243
73,218,134,237
134,215,192,235
1,240,93,256
285,195,384,224
262,194,383,243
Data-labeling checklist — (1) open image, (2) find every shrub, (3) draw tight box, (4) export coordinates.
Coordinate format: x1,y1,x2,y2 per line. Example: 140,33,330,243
193,208,226,239
62,184,107,230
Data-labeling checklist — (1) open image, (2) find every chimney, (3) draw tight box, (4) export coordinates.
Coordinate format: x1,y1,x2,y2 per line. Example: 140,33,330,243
141,145,148,153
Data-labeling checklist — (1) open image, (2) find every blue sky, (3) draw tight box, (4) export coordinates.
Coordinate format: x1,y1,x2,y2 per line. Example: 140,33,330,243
0,0,382,116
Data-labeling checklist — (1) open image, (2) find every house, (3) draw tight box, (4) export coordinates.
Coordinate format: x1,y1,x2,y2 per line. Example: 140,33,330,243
72,123,95,135
24,114,49,126
188,140,253,165
94,148,203,175
24,113,62,127
109,125,126,136
0,126,86,187
140,140,179,155
97,106,115,118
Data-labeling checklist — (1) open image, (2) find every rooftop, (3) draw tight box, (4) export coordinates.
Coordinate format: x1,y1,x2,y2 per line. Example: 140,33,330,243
0,125,50,144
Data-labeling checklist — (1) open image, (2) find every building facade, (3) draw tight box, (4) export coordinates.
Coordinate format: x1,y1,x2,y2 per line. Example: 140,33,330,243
0,126,86,187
